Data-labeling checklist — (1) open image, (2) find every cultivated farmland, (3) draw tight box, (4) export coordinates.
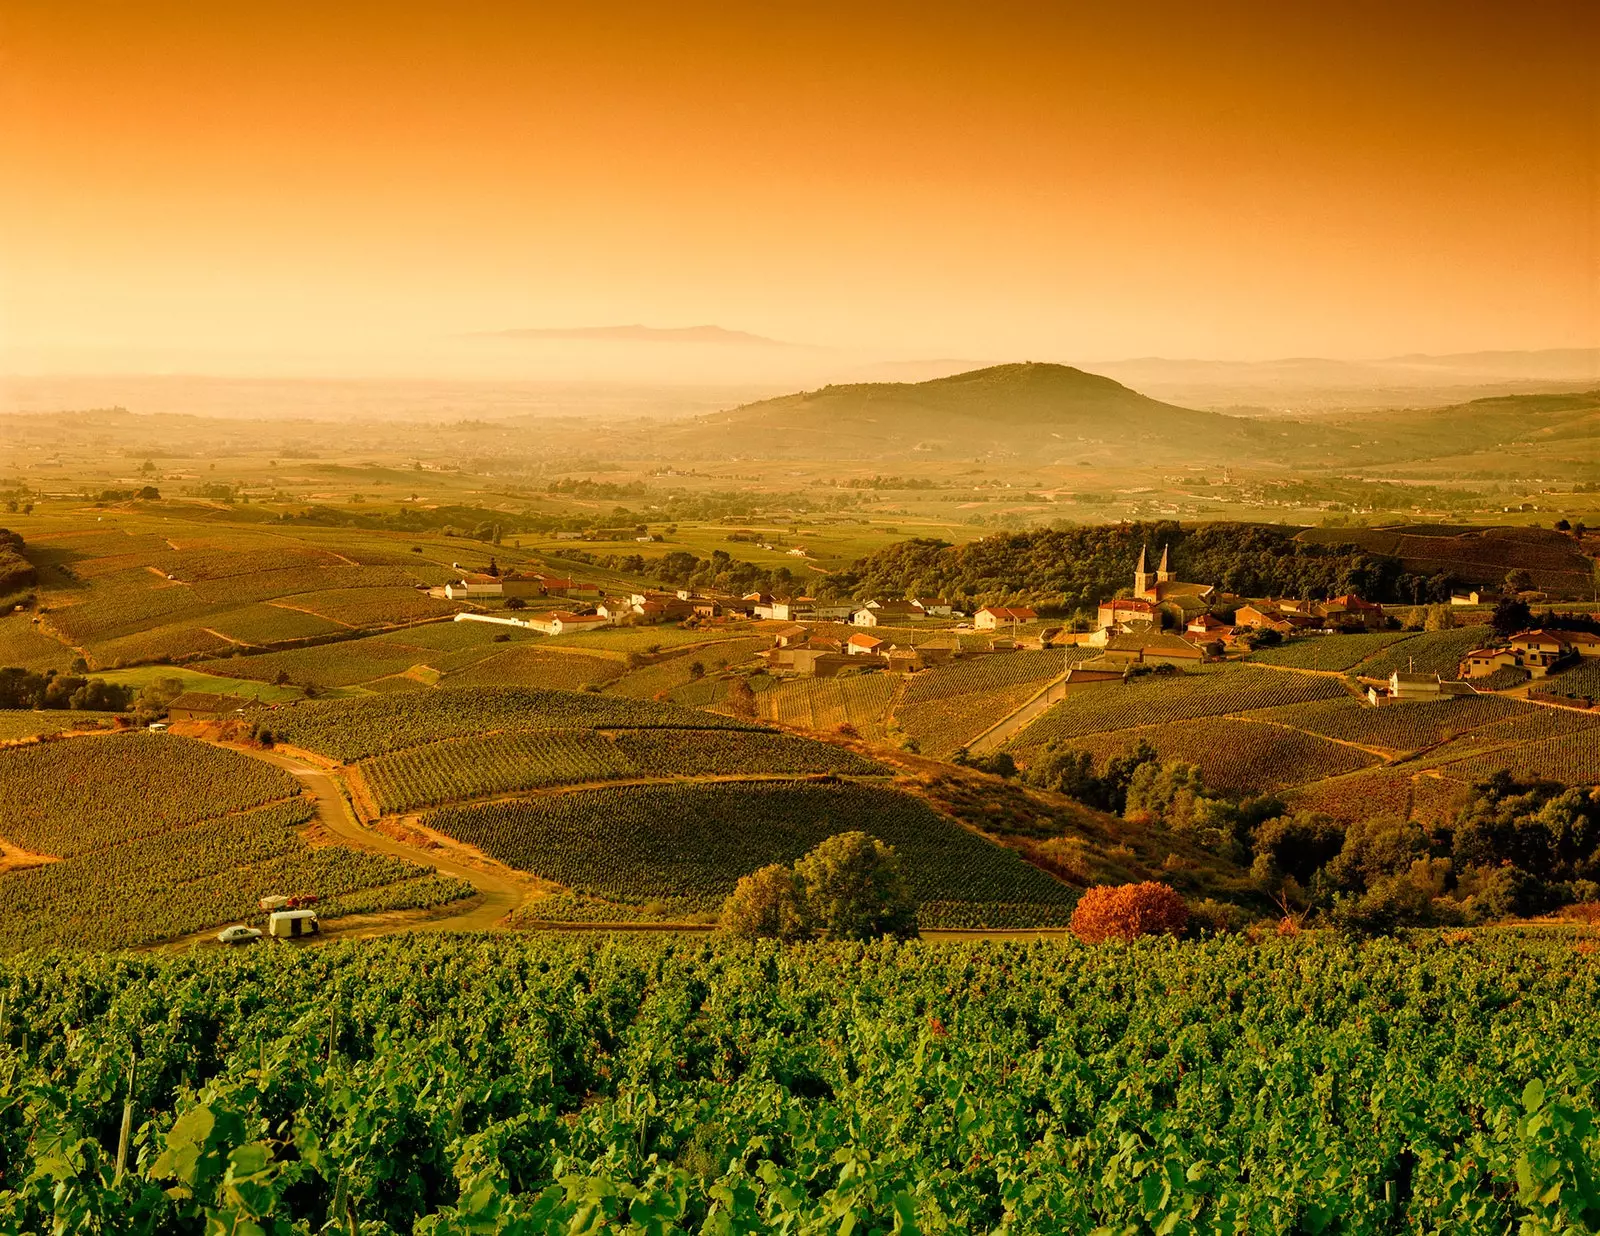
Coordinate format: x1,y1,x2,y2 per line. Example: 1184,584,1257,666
424,779,1076,925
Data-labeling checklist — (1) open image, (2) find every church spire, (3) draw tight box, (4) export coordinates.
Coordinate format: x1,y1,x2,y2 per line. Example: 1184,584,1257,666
1157,544,1172,584
1133,544,1150,599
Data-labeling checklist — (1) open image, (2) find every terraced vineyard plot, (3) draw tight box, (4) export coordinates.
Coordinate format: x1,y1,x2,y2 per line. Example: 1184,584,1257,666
612,729,886,776
1542,658,1600,701
1256,693,1527,751
447,646,624,691
1048,718,1380,794
266,685,762,762
1247,630,1416,671
0,733,301,855
607,638,769,699
203,603,347,644
1440,730,1600,787
425,780,1076,922
756,673,899,739
1417,706,1600,760
360,729,636,811
1286,767,1419,822
281,586,460,628
1352,625,1497,680
45,573,216,644
897,680,1051,759
91,623,236,667
374,620,538,653
189,566,423,606
0,711,122,742
199,638,438,688
1008,666,1347,758
553,625,724,653
899,649,1087,706
0,616,74,671
0,798,471,952
166,546,349,581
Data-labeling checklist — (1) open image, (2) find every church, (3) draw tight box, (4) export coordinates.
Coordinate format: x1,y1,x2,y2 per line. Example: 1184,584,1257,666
1094,545,1215,627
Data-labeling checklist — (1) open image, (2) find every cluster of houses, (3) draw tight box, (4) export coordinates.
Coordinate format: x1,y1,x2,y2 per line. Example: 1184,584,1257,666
1460,628,1600,680
442,549,1599,709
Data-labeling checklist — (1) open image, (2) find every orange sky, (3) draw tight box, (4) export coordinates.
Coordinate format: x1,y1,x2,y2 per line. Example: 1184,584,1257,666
1,1,1596,378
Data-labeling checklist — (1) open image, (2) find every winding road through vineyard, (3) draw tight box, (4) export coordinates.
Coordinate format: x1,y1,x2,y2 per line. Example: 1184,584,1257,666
200,739,526,934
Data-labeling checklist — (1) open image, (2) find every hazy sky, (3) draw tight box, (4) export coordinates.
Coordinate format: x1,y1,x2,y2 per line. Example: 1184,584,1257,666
1,1,1596,378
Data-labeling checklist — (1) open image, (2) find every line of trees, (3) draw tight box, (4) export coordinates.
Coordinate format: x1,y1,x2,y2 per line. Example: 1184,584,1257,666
1017,737,1600,931
818,522,1472,611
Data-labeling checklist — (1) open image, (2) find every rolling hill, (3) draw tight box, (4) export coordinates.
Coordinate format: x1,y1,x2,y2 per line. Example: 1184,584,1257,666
659,362,1357,464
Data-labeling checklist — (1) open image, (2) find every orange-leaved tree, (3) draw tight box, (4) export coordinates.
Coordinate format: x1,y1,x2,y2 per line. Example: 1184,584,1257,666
1070,881,1188,943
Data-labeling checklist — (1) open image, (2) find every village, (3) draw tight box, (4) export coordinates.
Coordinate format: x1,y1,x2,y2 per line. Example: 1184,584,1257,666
393,547,1600,715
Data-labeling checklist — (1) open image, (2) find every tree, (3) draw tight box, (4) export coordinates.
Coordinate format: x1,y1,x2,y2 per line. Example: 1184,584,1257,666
1423,603,1455,631
505,597,526,611
792,832,918,941
724,678,757,718
719,865,809,941
1069,882,1188,943
1492,596,1533,637
1504,569,1536,595
688,661,705,680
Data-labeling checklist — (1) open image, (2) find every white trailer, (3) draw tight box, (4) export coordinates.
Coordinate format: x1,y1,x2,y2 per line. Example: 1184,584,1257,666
267,909,319,939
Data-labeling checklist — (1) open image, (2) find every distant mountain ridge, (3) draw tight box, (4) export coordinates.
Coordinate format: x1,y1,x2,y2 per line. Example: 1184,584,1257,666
663,362,1355,464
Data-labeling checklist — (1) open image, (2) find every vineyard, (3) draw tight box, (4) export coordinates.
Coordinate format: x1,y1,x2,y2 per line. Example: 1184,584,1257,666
899,650,1087,706
4,933,1600,1233
0,791,472,952
1351,625,1498,679
1543,657,1600,702
611,728,885,777
1007,666,1347,758
1285,766,1421,823
1247,629,1418,671
1053,718,1381,794
755,672,900,739
446,646,623,691
1439,729,1600,787
424,779,1075,922
359,729,637,811
0,710,122,742
896,679,1057,759
605,637,770,699
261,685,763,762
0,732,301,856
0,614,75,671
1256,693,1527,751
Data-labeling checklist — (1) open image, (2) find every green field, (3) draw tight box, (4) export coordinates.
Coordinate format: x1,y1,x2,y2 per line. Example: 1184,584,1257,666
5,933,1600,1233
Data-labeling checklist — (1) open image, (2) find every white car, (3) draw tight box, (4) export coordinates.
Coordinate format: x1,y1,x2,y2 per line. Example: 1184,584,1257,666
217,925,262,945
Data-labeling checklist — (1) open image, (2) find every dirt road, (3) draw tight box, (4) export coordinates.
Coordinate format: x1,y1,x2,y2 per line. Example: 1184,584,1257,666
211,742,528,933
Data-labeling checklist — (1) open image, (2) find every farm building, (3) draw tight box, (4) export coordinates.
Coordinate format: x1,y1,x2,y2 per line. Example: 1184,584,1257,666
852,599,925,626
847,633,885,655
1461,628,1600,679
974,605,1037,630
1095,631,1219,666
529,611,611,636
